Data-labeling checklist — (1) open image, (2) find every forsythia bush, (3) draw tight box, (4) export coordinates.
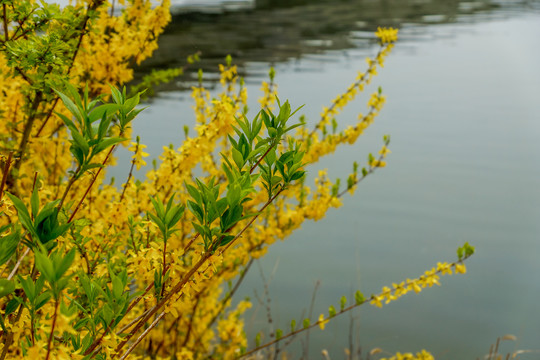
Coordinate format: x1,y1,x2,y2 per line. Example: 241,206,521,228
0,1,474,359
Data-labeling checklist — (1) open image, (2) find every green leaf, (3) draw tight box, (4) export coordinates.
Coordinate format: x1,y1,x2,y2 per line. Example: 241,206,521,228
303,318,310,329
340,296,347,311
148,212,166,238
54,88,84,123
112,275,123,300
355,290,365,305
89,104,121,123
186,183,202,205
232,147,245,170
0,226,20,266
5,192,36,239
187,201,204,224
5,297,20,316
268,127,277,138
19,276,36,301
167,205,185,230
55,248,75,279
192,222,208,239
55,112,76,130
35,291,52,310
0,279,15,298
93,137,125,156
71,130,90,157
226,183,241,207
275,328,282,340
149,195,165,219
31,184,39,219
457,247,464,260
328,305,336,318
34,251,56,284
289,171,305,182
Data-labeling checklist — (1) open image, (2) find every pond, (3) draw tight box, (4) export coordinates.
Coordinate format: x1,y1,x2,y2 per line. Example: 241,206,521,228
116,0,540,358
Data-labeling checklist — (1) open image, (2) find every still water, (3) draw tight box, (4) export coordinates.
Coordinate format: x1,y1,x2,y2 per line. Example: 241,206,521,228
120,1,540,358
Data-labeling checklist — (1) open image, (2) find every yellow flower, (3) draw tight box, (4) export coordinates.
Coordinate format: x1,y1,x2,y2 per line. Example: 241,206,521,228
128,141,149,170
318,313,329,330
370,294,384,308
379,145,391,156
375,27,399,44
406,278,422,294
455,263,467,274
436,261,453,275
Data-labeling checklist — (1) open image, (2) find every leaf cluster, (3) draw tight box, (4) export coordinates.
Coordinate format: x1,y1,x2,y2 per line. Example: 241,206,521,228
55,84,142,178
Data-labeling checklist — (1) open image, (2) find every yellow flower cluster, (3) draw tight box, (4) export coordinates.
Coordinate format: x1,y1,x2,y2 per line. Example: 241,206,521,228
219,63,239,94
304,91,386,164
259,80,278,110
0,16,414,359
375,27,399,45
74,0,172,94
379,349,434,360
313,28,397,136
370,261,466,308
191,84,211,124
128,141,150,170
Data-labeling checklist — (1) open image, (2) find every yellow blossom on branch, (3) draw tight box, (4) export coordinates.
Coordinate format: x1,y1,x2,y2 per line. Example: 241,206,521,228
318,313,329,330
375,27,399,45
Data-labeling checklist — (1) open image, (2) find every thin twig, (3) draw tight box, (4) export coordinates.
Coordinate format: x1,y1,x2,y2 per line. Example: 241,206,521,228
238,257,473,359
44,298,60,360
2,3,8,42
7,246,30,281
114,189,284,356
303,280,320,360
68,145,116,223
117,311,166,360
0,151,13,202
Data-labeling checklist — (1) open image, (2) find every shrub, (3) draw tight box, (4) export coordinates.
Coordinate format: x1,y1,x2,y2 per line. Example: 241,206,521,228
0,1,472,359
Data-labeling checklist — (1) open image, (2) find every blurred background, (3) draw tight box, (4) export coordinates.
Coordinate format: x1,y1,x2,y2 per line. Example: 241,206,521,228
109,0,540,358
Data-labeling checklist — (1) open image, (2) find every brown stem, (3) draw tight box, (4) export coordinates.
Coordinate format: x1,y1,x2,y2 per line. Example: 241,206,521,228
45,298,60,360
119,159,136,202
160,239,167,297
182,233,200,253
2,4,8,41
191,258,254,350
12,93,43,176
117,311,166,360
239,256,472,359
68,145,116,223
7,246,30,281
0,303,23,360
250,142,276,175
57,168,80,212
176,297,199,348
114,189,284,356
35,98,61,137
0,152,13,202
337,138,389,199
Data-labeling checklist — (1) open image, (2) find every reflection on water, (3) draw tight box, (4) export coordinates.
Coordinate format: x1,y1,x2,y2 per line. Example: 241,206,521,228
134,0,536,90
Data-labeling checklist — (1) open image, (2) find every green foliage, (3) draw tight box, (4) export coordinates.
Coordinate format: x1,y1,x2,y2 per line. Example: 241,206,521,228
6,190,69,250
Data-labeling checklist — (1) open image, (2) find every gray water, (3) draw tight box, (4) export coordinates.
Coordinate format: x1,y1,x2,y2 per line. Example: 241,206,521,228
119,1,540,358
